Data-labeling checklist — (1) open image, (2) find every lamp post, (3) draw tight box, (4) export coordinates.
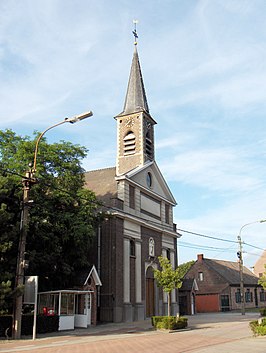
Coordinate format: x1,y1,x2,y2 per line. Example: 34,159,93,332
237,219,266,316
13,111,93,339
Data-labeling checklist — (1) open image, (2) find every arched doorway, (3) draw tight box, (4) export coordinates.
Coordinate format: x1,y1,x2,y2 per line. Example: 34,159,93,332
146,266,155,317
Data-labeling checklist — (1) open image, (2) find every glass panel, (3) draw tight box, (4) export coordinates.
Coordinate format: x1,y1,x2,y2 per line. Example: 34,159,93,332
68,294,74,315
61,294,68,315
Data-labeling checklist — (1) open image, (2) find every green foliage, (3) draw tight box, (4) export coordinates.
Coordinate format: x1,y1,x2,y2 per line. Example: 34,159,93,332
151,316,188,330
0,281,12,314
0,315,12,337
0,129,101,311
178,260,195,276
21,315,59,335
0,314,59,337
258,264,266,289
249,318,266,336
153,256,184,294
154,256,188,317
259,307,266,317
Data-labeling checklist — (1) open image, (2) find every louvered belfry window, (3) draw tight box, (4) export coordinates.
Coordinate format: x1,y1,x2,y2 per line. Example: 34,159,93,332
124,131,136,155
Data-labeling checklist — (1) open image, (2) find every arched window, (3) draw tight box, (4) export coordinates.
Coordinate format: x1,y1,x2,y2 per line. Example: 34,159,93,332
130,239,135,257
123,131,136,155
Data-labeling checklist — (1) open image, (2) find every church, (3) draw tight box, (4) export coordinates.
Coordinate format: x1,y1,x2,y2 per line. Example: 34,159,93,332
84,36,179,323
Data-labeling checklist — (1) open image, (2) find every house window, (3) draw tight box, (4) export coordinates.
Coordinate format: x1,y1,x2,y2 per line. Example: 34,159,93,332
198,272,204,281
165,204,170,224
245,288,253,303
260,289,266,302
130,239,135,257
123,131,136,155
129,185,135,209
235,288,241,303
166,249,170,261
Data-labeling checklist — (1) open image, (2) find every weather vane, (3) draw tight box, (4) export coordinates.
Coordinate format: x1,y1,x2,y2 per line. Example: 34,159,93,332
132,19,139,45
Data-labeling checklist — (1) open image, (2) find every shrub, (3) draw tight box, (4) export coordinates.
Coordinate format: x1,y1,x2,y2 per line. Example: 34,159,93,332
259,307,266,317
0,314,59,337
22,314,59,335
0,315,12,337
249,318,266,336
151,316,188,330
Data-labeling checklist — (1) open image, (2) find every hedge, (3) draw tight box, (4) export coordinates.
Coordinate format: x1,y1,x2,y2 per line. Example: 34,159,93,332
0,315,59,337
259,307,266,317
0,315,12,337
151,316,188,330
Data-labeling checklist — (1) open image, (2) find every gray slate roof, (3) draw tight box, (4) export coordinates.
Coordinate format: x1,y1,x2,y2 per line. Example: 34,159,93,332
205,258,259,285
118,46,149,116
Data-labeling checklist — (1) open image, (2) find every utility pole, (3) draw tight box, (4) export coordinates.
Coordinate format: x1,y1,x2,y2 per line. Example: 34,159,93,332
237,219,266,318
237,235,245,315
13,169,34,339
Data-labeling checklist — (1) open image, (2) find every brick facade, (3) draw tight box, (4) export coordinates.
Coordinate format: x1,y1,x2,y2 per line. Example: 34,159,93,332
185,254,264,313
84,44,178,323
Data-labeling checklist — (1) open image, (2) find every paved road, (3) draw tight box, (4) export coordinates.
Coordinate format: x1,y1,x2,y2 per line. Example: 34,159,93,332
1,312,266,353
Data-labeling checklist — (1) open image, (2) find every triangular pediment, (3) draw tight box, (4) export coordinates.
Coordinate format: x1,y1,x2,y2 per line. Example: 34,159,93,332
116,161,176,205
84,265,102,287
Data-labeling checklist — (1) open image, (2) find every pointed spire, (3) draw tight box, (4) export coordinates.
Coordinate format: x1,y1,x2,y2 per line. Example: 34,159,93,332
119,30,149,116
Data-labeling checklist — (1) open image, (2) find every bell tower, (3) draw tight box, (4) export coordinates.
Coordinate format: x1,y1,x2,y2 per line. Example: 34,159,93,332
115,35,157,176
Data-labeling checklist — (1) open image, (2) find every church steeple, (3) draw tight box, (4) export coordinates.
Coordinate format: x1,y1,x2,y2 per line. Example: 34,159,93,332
115,30,157,176
119,46,149,116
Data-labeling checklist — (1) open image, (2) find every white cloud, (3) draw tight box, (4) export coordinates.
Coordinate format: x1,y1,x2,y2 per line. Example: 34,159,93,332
161,146,265,193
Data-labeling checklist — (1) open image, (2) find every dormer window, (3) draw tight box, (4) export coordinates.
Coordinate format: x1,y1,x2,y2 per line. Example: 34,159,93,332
198,272,204,281
123,131,136,155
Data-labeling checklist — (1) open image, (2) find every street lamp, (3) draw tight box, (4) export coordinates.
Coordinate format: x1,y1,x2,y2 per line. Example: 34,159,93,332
237,219,266,316
13,111,93,339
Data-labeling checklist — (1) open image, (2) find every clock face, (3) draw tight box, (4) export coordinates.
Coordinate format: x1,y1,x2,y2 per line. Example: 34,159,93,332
125,117,134,128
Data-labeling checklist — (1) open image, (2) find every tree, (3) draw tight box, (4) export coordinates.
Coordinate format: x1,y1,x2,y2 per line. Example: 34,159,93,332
153,256,190,317
258,264,266,289
178,260,195,276
0,129,100,312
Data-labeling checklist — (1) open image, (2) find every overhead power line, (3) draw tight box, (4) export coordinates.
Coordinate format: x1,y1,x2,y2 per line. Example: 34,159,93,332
177,228,238,244
178,242,237,252
1,166,265,253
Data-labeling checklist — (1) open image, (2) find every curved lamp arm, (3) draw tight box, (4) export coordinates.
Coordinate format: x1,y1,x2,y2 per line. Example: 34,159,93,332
238,219,266,241
32,111,93,172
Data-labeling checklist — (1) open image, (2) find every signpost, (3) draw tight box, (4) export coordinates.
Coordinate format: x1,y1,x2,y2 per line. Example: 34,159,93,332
24,276,38,340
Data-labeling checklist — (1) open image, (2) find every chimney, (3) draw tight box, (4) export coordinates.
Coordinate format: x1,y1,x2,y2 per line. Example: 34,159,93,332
197,254,204,262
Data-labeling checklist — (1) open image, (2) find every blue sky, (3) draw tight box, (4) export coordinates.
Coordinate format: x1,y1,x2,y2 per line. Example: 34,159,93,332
1,0,266,270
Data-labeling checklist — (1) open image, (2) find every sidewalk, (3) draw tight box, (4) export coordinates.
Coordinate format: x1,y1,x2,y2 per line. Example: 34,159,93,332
0,312,264,353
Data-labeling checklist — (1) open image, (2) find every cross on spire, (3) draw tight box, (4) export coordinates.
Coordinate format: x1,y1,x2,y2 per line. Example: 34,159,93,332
132,19,138,45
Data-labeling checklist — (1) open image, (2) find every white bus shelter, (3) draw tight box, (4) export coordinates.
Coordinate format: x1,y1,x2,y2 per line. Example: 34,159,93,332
38,289,93,331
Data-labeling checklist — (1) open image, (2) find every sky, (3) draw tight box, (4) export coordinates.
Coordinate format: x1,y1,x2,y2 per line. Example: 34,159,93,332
1,0,266,270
